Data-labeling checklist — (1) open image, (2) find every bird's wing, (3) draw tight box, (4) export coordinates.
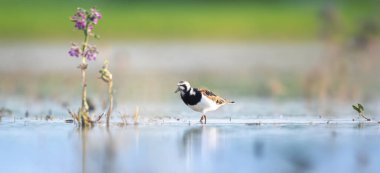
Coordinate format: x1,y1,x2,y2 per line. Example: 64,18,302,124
198,88,227,105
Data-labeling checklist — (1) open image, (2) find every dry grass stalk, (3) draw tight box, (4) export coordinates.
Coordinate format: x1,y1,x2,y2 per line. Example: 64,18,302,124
99,59,114,127
134,106,139,125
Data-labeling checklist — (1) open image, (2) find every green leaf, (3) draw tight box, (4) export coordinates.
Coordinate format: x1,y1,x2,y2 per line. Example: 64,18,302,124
358,104,364,111
352,105,360,113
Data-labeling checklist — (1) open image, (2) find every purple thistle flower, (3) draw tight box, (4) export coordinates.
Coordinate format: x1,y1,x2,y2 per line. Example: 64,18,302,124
68,43,81,57
90,8,102,24
87,24,94,33
71,8,87,30
68,8,101,62
75,19,86,30
84,45,98,61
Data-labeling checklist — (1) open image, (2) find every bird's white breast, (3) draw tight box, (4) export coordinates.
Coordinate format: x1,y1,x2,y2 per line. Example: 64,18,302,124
188,95,221,114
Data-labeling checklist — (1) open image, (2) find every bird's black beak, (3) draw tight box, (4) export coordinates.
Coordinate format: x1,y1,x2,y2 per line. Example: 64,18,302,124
174,87,180,93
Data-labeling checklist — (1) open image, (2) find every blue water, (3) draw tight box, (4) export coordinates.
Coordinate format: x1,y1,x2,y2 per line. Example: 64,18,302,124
0,121,380,173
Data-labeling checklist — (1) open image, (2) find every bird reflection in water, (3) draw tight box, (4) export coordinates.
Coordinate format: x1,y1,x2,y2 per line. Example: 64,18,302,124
181,126,220,171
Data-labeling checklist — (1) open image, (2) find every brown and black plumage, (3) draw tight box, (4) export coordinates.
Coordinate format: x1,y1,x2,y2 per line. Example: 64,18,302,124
199,88,235,105
175,81,234,124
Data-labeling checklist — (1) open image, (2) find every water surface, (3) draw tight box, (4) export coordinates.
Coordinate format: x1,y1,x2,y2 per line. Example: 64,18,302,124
0,121,379,173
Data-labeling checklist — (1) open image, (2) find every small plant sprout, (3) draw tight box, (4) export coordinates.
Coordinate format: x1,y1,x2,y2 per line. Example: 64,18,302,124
68,7,102,127
99,59,113,127
352,103,371,121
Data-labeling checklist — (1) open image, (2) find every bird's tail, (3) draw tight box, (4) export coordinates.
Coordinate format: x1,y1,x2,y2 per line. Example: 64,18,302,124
227,100,235,104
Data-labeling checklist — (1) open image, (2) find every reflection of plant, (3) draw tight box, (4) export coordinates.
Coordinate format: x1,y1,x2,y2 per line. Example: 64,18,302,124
68,7,102,127
352,103,370,121
99,59,113,127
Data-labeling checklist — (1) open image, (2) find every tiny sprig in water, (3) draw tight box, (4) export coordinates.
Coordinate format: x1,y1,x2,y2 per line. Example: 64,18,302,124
68,7,103,127
352,103,371,121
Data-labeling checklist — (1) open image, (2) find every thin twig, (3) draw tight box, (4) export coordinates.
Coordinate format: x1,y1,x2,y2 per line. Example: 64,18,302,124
92,113,105,123
67,109,79,123
359,113,371,121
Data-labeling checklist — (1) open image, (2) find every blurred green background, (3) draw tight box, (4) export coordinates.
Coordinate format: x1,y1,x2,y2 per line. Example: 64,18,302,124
0,0,379,40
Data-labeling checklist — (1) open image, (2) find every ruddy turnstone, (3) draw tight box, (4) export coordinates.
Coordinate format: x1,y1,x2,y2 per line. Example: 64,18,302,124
175,81,234,124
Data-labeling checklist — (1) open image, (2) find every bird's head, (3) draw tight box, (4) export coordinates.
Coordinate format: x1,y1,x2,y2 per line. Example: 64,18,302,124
175,80,191,94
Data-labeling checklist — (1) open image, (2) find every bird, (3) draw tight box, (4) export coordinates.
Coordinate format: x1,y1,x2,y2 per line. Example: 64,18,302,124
175,81,234,124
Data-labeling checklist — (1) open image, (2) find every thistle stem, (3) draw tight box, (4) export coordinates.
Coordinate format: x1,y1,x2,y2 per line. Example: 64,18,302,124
80,25,90,126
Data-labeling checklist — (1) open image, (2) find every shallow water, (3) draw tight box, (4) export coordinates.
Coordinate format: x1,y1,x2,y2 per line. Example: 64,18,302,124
1,121,380,173
1,41,380,173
